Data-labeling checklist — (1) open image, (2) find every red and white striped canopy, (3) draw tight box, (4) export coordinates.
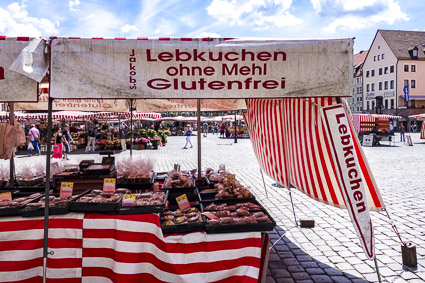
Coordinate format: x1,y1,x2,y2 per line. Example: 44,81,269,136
245,98,385,211
88,112,161,119
409,113,425,120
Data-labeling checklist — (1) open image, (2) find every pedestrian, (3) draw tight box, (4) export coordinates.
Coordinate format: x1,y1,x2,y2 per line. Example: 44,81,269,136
214,123,219,135
85,126,97,152
400,123,405,142
183,125,193,149
28,124,40,156
220,123,225,138
52,127,63,159
62,124,73,160
120,125,128,151
203,122,208,137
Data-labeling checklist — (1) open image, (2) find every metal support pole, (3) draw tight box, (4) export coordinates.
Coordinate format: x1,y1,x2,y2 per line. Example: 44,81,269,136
8,103,15,187
234,111,238,143
130,99,133,157
259,168,268,198
289,190,298,226
197,99,201,181
42,98,53,282
374,257,382,283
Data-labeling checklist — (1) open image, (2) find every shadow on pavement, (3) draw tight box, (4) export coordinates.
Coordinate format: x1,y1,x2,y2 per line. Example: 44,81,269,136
266,226,369,283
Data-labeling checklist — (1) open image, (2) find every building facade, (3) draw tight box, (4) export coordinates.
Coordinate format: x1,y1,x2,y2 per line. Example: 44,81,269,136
363,30,425,117
350,50,368,113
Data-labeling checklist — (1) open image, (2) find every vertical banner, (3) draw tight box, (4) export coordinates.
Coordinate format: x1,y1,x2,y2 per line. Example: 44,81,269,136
321,104,375,260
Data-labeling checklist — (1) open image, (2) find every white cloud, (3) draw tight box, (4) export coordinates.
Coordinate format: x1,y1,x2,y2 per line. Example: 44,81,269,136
206,0,302,29
310,0,409,33
121,24,138,33
197,32,221,38
73,9,124,37
153,20,178,36
0,2,58,36
69,0,80,11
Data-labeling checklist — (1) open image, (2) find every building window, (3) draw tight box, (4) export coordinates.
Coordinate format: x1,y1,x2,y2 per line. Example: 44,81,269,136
385,99,388,109
390,80,394,89
391,99,394,109
382,53,385,59
371,70,375,76
379,82,382,90
378,55,380,60
411,80,416,88
384,81,388,90
384,67,388,74
371,83,375,91
374,56,376,61
366,71,370,77
404,65,409,72
390,65,394,73
379,68,382,75
411,65,416,72
367,84,370,92
367,101,370,110
360,97,362,101
372,101,375,110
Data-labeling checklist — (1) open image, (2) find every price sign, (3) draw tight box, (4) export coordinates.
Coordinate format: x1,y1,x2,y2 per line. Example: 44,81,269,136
103,178,116,192
176,194,191,211
60,182,73,199
202,212,218,220
122,194,136,206
0,192,12,201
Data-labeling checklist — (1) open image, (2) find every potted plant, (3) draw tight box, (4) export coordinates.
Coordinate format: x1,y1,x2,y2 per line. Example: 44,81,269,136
135,137,149,150
150,137,161,149
159,129,170,146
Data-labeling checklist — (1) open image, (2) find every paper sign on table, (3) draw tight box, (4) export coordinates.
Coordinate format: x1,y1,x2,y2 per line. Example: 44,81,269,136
176,194,191,211
103,178,116,192
202,212,218,220
122,194,136,206
0,192,12,201
60,182,73,199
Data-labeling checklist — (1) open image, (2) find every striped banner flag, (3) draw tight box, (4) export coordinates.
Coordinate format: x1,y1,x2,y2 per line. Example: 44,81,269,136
245,98,385,259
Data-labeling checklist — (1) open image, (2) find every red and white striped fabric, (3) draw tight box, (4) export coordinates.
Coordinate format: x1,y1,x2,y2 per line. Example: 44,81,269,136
245,98,385,211
0,213,84,283
0,213,261,282
421,122,425,139
90,112,162,119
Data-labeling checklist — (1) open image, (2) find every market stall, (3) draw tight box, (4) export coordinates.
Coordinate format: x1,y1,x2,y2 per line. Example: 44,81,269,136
351,113,402,145
408,113,425,139
1,36,388,282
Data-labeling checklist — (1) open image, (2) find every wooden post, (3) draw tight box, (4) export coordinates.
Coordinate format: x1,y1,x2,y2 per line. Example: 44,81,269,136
234,111,238,143
197,99,201,181
130,99,133,157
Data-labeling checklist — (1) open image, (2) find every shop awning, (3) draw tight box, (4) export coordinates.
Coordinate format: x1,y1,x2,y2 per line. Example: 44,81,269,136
409,113,425,120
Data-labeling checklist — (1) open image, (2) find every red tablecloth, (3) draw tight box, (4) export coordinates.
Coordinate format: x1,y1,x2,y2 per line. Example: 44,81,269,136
0,213,262,282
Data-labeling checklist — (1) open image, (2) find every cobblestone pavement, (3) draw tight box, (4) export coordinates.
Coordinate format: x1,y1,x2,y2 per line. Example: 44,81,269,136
2,132,425,282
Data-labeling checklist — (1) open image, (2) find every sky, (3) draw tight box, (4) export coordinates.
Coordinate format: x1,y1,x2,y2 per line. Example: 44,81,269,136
0,0,424,53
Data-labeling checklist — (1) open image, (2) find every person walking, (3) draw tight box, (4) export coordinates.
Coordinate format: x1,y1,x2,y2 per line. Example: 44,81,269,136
400,123,405,142
220,123,225,138
52,128,64,159
214,123,219,135
28,124,40,156
183,125,193,149
203,122,208,137
85,126,97,152
62,124,73,160
119,125,128,151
